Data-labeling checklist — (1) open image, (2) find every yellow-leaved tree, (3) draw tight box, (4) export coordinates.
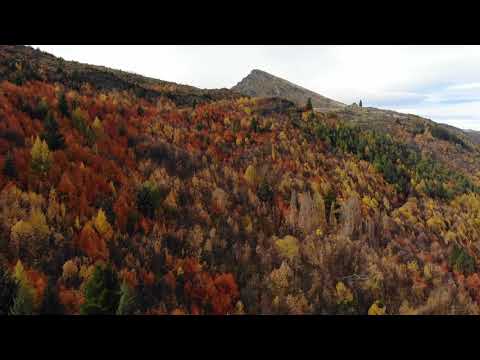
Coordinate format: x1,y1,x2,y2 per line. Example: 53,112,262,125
11,208,50,260
368,301,386,315
336,281,353,305
31,136,52,174
244,165,257,186
92,116,104,136
30,208,50,239
93,209,113,241
275,235,299,261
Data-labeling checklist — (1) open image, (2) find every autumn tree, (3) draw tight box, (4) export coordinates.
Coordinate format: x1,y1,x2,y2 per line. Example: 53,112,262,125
62,259,79,286
92,117,104,138
368,300,386,315
335,281,355,314
244,165,257,187
11,208,51,262
57,172,76,200
77,222,107,260
211,273,240,314
269,261,293,299
47,189,65,225
80,263,121,315
113,195,130,232
31,136,52,174
275,235,300,262
93,209,114,241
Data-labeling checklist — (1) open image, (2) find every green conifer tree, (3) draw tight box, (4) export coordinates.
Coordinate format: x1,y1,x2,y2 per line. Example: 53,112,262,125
116,281,137,315
40,278,63,315
306,98,313,111
34,98,49,121
58,91,69,117
43,112,65,151
80,263,121,315
3,151,17,179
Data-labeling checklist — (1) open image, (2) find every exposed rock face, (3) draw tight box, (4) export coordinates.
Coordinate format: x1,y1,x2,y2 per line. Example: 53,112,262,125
232,69,345,111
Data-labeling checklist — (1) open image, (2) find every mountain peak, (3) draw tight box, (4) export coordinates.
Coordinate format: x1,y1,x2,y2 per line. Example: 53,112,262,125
232,69,345,111
249,68,271,76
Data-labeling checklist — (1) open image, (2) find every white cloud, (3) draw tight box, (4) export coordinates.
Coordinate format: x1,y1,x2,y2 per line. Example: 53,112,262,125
31,45,480,130
391,101,480,131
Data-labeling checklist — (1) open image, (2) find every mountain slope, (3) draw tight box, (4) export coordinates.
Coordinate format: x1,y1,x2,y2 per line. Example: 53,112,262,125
232,69,345,111
325,105,480,179
232,68,480,152
0,45,243,107
1,46,480,315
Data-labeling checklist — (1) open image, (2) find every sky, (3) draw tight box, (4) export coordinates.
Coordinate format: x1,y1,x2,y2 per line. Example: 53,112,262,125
33,45,480,131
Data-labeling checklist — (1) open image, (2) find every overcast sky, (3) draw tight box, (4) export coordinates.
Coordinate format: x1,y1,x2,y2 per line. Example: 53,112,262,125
33,45,480,130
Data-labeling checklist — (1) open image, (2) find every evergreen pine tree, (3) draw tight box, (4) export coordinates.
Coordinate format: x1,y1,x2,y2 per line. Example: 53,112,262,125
40,278,63,315
359,100,363,107
58,91,69,117
80,263,121,315
34,98,49,121
250,117,259,133
43,112,65,151
136,278,156,313
116,280,137,315
136,182,162,219
3,151,17,179
10,286,34,315
306,98,313,111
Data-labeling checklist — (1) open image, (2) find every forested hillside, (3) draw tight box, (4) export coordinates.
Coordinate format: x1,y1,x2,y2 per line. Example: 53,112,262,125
1,46,480,315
